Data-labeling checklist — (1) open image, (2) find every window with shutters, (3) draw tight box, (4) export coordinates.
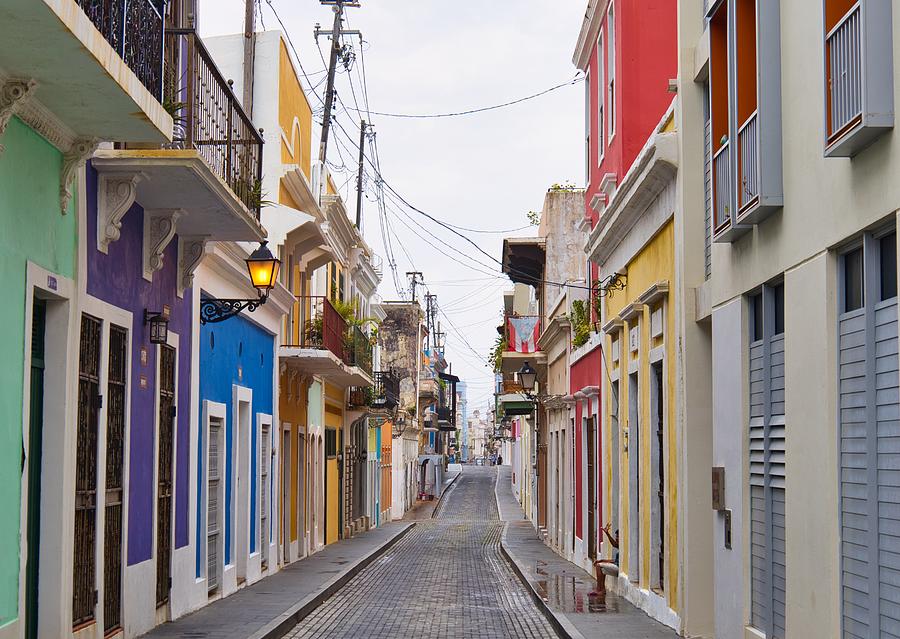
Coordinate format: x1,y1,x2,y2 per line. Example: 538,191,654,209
585,69,591,186
748,283,786,639
74,315,101,627
597,32,605,165
607,2,616,143
838,229,899,637
627,371,640,582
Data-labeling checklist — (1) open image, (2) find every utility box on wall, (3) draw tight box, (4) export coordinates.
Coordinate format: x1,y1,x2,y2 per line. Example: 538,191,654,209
711,466,725,510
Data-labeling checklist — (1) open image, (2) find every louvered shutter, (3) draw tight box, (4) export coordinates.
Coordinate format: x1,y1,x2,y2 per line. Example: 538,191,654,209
208,422,220,592
770,334,787,637
839,233,900,638
261,425,269,568
749,340,768,631
749,287,787,639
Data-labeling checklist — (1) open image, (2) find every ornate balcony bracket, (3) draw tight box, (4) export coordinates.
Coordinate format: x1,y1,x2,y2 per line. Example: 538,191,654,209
200,297,265,325
143,209,182,281
61,138,99,214
177,236,208,296
0,78,37,156
98,172,145,253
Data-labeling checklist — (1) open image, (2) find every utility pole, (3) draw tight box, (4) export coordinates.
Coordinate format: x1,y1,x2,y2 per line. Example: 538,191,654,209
316,0,361,164
355,120,367,228
424,293,436,349
406,271,423,304
242,0,257,116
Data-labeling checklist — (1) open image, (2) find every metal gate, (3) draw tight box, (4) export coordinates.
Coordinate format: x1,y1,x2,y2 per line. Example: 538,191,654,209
156,345,176,607
208,420,221,592
74,315,101,627
103,325,127,632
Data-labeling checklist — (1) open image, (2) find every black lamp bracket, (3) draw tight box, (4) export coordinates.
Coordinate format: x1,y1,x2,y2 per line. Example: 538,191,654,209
200,293,268,325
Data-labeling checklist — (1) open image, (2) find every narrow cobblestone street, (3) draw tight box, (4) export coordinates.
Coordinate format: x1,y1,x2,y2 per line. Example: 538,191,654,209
285,468,557,638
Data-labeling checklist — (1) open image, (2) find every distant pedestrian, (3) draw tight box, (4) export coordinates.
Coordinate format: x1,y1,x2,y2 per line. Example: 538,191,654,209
497,454,503,465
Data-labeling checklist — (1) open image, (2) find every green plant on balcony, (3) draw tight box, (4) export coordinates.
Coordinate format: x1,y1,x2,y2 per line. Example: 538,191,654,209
304,318,323,346
488,333,507,373
570,299,591,348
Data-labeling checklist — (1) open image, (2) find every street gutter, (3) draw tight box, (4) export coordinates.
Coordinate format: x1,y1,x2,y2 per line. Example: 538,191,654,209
253,522,416,639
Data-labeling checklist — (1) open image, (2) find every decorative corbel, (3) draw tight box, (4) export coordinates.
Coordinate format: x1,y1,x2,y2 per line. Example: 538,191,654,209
0,79,37,155
177,236,208,297
143,209,182,281
98,172,144,253
60,138,100,214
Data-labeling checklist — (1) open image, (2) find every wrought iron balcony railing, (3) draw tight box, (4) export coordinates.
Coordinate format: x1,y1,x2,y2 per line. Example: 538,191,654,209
826,5,862,143
373,370,400,409
345,325,373,378
164,29,263,217
350,370,400,409
286,296,347,363
77,0,165,100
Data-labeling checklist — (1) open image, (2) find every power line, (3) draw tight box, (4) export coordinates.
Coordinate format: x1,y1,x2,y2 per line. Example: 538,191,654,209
344,75,584,119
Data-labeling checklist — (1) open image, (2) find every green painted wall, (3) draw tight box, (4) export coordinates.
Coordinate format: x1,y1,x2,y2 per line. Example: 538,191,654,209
0,116,77,627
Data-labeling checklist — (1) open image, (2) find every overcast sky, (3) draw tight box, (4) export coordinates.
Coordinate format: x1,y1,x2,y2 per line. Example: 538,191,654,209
199,0,586,412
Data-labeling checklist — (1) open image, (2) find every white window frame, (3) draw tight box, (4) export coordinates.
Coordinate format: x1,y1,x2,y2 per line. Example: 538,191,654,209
597,31,605,165
607,2,616,143
585,68,591,187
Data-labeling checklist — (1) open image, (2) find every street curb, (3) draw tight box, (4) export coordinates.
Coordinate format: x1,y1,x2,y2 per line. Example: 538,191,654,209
249,522,416,639
493,470,586,639
430,469,463,519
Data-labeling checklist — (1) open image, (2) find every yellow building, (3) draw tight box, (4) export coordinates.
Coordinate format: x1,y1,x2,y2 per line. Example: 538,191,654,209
587,104,713,634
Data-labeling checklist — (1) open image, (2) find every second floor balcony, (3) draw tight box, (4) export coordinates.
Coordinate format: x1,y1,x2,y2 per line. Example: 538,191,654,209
280,296,373,388
93,28,265,252
349,369,400,410
0,0,172,147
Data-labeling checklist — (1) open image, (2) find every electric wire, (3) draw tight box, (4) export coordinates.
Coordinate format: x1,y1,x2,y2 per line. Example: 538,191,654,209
344,74,584,119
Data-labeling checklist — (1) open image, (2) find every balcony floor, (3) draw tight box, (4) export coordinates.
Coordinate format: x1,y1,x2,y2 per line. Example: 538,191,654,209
93,150,265,241
0,0,171,143
280,346,372,387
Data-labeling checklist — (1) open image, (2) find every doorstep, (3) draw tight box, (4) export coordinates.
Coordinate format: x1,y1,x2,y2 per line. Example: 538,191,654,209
139,522,415,639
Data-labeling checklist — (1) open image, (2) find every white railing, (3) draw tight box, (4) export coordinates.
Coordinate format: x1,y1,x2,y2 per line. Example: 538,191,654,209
713,141,732,231
739,111,759,210
826,4,862,140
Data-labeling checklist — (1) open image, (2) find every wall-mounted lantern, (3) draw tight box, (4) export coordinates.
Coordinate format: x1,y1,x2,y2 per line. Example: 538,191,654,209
144,308,169,345
518,361,537,399
200,241,281,324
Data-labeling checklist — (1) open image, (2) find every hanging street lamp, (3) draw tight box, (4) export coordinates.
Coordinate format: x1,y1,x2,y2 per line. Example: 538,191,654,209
518,361,537,399
199,241,281,324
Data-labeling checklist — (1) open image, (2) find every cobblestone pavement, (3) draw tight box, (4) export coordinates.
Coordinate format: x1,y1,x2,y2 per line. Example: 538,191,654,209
285,467,557,639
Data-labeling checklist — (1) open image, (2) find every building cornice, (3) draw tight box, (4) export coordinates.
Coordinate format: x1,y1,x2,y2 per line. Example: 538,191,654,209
573,0,611,71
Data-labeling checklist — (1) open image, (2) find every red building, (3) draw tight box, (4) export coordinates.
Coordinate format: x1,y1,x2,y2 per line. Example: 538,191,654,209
570,0,677,571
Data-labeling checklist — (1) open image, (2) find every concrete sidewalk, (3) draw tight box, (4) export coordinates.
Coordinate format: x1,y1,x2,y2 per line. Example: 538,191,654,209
495,466,677,639
141,522,414,639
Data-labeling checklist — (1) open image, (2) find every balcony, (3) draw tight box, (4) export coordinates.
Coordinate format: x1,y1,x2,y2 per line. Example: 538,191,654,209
0,0,171,143
280,296,372,387
92,28,265,251
346,325,373,379
500,314,546,376
373,370,400,410
824,1,893,157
